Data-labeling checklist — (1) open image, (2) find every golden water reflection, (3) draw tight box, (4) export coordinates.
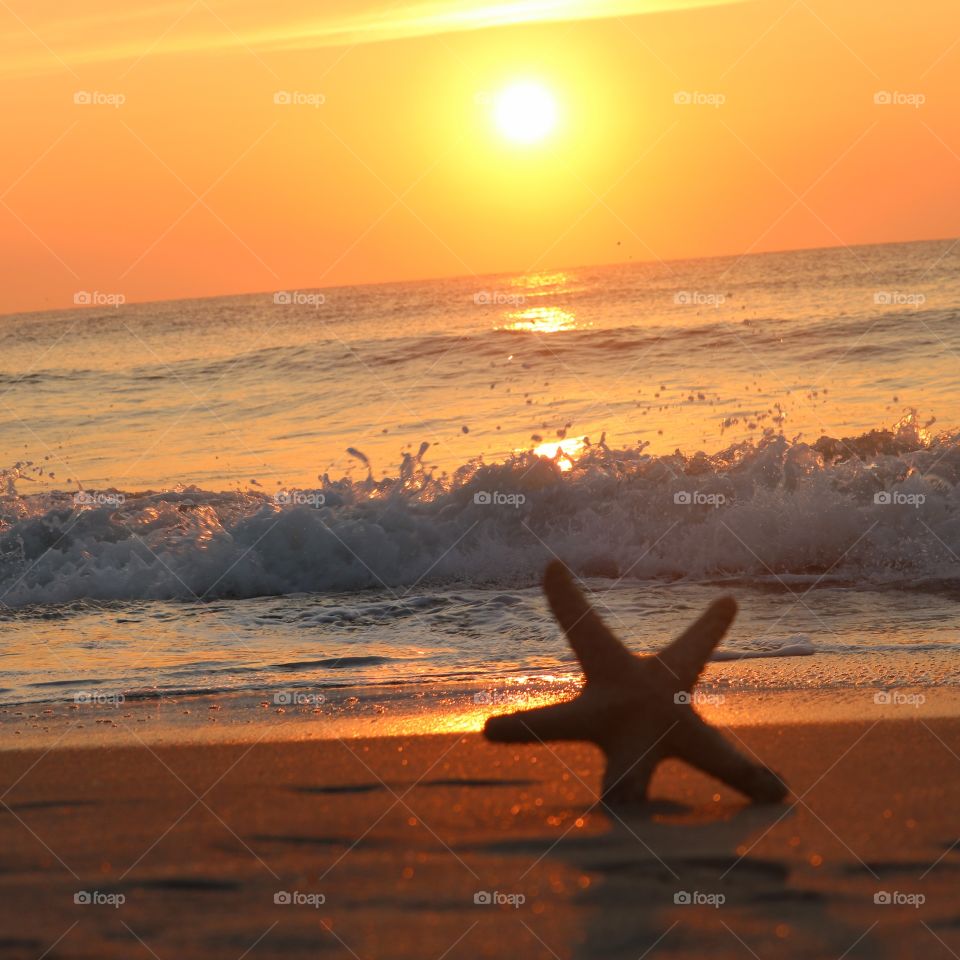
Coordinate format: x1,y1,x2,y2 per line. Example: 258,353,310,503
501,305,578,333
531,436,587,471
509,271,570,291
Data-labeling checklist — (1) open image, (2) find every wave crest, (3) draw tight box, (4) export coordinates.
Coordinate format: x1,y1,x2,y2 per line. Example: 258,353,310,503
0,413,958,608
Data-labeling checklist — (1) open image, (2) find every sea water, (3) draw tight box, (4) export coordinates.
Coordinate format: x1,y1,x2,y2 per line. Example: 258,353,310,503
2,238,959,721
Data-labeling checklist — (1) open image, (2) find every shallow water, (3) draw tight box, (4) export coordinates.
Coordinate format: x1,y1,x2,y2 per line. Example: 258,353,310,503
2,579,959,708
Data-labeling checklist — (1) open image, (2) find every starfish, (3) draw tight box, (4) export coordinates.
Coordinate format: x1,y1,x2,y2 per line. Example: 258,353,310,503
483,562,788,805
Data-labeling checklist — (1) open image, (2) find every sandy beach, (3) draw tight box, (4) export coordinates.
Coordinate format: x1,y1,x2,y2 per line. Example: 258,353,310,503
2,715,958,959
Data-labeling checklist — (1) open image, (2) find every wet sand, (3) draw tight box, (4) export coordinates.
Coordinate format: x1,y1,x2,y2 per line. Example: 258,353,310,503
1,717,958,958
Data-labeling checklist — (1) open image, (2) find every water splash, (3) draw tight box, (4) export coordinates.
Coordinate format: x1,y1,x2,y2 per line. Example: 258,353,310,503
0,414,957,609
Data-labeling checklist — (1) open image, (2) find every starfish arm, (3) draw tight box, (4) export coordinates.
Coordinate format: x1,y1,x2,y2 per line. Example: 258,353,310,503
483,698,588,744
656,596,737,690
671,713,788,803
600,744,659,805
543,561,634,683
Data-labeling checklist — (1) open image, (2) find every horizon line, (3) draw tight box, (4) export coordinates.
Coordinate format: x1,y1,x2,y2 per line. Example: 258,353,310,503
2,231,955,321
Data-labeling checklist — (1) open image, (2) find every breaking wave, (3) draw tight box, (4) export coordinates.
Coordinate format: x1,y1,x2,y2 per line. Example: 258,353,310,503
0,413,958,609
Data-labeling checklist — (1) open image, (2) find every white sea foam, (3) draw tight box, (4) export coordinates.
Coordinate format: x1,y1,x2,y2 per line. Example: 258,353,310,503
0,415,956,609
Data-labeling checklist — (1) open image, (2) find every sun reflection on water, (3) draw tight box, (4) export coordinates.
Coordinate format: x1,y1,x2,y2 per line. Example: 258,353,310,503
500,306,578,333
531,436,587,471
510,271,571,291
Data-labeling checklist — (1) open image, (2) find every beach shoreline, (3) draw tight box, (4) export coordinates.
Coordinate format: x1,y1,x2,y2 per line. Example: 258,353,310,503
1,682,954,751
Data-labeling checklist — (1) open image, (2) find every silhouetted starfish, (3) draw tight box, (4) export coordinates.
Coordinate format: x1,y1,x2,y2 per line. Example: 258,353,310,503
484,562,788,805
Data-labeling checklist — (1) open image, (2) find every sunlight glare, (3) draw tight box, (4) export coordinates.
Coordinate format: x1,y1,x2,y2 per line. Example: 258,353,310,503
532,436,587,471
493,82,558,144
501,306,577,333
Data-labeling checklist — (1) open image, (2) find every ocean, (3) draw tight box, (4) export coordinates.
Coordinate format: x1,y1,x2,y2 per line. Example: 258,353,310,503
2,237,959,723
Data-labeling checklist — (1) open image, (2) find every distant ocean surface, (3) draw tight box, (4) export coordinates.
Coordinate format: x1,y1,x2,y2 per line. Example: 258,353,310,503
2,238,960,709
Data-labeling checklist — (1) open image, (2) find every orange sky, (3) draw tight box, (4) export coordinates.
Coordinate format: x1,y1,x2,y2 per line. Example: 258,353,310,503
1,0,958,315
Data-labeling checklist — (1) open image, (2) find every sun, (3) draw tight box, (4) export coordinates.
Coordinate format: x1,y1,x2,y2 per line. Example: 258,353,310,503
493,82,558,145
